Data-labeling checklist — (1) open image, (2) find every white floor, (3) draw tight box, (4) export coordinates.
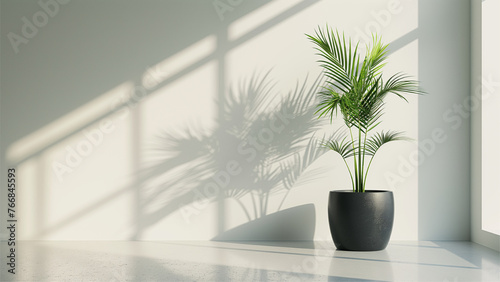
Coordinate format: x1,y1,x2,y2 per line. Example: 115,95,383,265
0,241,499,281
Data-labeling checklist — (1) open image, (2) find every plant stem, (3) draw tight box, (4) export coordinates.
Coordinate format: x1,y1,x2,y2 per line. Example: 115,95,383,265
342,158,355,190
349,128,358,192
358,126,363,192
361,129,368,192
363,155,376,189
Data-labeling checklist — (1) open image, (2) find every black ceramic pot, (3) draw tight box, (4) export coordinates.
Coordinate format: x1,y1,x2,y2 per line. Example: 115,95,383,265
328,190,394,251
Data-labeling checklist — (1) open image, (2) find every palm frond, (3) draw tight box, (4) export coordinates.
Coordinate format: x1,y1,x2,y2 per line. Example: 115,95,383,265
306,26,360,94
379,73,424,101
322,135,355,160
365,131,409,156
306,25,425,191
307,27,424,132
315,87,342,122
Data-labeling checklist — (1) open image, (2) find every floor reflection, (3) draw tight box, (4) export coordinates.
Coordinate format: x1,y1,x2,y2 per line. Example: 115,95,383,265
0,241,498,281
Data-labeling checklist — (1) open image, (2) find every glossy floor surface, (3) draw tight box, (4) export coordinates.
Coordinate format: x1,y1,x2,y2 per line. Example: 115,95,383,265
0,241,499,281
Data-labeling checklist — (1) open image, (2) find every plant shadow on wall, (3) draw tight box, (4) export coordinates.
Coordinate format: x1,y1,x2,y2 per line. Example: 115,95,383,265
134,71,328,241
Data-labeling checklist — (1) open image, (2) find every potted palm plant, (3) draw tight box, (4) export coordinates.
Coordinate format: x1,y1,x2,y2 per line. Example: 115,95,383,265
306,26,424,251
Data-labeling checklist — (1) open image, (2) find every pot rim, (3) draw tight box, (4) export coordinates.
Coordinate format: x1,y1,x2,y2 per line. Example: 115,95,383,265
329,190,392,193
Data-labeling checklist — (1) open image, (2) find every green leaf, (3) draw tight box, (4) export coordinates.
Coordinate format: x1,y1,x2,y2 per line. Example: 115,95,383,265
322,133,355,159
365,131,409,156
305,25,426,191
306,26,425,132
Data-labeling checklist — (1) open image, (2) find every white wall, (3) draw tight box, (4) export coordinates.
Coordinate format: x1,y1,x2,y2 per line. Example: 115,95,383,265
470,0,500,251
417,0,471,240
0,0,469,241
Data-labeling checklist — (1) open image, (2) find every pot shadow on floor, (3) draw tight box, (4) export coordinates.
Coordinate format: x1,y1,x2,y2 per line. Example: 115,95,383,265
211,203,316,249
134,70,329,241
